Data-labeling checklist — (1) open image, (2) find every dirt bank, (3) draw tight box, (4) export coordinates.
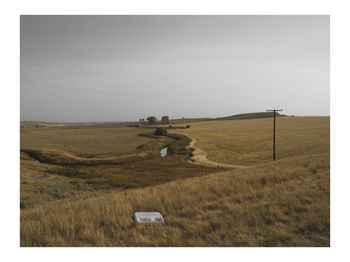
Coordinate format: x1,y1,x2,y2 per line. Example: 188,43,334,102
183,134,246,169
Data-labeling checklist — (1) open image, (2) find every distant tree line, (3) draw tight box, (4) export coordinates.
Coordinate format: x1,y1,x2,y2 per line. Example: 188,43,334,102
139,116,170,125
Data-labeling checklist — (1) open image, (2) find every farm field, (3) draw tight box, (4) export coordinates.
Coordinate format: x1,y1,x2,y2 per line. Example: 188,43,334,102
20,116,330,247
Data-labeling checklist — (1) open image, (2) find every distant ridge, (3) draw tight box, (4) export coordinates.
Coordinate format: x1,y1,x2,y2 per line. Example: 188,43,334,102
168,112,287,124
216,112,287,120
21,112,289,128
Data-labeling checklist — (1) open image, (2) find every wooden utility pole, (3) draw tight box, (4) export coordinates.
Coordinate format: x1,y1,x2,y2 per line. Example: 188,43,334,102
266,109,283,161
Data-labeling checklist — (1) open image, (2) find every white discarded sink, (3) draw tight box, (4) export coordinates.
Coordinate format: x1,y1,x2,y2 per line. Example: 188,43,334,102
134,212,164,224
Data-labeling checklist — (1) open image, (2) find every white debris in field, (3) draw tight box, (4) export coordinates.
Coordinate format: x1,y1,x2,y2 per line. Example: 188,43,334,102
134,212,164,223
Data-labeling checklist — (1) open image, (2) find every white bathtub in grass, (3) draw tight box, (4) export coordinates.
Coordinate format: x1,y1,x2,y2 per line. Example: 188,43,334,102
134,212,164,224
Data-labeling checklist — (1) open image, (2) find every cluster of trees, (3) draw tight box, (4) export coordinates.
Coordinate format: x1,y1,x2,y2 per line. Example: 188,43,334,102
154,127,167,136
139,116,170,125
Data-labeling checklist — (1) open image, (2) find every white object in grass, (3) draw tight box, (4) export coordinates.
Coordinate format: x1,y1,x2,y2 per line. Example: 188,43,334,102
134,212,164,223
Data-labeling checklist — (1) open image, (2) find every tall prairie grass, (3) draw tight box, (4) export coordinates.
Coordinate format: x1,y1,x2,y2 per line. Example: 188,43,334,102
20,117,330,246
21,152,329,247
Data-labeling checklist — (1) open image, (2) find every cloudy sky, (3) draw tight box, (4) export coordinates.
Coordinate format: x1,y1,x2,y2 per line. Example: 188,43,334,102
20,15,329,122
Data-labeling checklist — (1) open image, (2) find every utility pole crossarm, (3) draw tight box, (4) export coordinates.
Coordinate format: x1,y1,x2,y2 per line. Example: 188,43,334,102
266,109,283,112
266,109,283,161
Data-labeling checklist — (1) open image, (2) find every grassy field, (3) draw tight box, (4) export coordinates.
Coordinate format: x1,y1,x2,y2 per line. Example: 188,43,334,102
20,116,330,246
21,126,151,155
170,116,329,165
21,152,329,247
20,125,220,209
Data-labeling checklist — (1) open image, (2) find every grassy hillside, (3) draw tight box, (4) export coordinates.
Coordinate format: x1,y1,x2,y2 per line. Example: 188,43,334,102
168,112,287,124
20,127,220,209
20,116,330,246
20,152,329,247
171,117,329,165
217,112,286,120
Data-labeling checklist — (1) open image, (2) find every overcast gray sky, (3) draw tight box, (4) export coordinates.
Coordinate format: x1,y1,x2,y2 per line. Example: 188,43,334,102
20,15,329,122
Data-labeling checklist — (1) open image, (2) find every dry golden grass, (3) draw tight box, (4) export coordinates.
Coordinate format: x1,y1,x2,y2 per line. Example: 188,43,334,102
21,148,145,166
20,152,329,247
21,126,151,154
171,117,329,165
20,151,114,209
20,153,221,209
20,130,219,209
20,116,330,246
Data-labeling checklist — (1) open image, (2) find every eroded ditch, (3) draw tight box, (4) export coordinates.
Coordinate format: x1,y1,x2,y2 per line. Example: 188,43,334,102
20,129,228,205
